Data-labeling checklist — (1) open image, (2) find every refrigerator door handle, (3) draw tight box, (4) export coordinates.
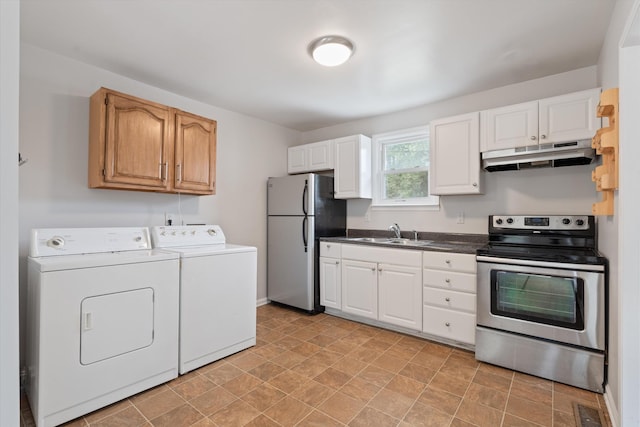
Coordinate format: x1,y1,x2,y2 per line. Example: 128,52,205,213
302,180,308,216
302,215,308,252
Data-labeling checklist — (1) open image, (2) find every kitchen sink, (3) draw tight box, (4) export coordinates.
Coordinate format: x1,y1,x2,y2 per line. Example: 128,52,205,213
347,237,435,246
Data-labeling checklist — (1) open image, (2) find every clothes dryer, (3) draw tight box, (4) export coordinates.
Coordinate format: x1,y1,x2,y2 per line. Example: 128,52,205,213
151,225,257,374
26,227,179,427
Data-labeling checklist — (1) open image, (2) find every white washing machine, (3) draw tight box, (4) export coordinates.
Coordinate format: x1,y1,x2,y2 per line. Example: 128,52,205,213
151,225,257,374
26,227,180,427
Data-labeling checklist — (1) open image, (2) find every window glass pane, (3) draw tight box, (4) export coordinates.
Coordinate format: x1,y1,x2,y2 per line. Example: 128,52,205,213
384,171,429,199
495,272,577,323
383,139,429,171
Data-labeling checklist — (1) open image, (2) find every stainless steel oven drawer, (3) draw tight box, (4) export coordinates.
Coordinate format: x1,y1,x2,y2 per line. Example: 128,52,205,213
476,326,604,393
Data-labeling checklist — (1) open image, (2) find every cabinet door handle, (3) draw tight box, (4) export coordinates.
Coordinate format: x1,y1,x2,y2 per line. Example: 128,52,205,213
530,135,537,141
159,163,168,181
176,164,182,182
472,182,478,187
371,267,376,272
541,134,547,139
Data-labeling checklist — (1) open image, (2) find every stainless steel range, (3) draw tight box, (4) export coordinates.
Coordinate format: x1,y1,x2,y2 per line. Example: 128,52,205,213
475,215,607,393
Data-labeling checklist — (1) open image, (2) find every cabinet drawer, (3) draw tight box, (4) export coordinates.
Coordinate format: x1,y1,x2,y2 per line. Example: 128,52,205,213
320,241,341,258
423,288,475,313
422,251,476,273
423,306,476,345
423,269,476,293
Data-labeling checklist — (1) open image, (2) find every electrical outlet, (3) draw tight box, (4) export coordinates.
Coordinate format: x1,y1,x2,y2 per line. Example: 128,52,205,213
165,213,174,226
456,212,465,224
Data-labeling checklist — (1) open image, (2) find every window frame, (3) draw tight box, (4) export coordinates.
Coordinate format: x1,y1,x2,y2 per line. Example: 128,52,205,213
371,126,440,208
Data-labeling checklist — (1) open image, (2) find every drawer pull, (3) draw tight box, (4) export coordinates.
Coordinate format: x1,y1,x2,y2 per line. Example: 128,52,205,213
445,260,451,264
445,297,450,302
327,244,331,248
445,322,451,327
445,278,451,283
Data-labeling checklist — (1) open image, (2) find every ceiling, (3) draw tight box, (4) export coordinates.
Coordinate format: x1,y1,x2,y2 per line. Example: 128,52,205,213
20,0,615,131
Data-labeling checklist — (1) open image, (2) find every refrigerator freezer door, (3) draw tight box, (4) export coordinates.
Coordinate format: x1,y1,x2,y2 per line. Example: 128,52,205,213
267,216,315,311
267,174,315,216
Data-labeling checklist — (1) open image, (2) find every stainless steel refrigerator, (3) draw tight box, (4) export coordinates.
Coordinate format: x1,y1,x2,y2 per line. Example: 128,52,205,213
267,174,346,313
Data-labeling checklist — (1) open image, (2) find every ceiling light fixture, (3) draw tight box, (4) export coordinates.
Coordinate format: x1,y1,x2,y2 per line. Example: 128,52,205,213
309,35,354,67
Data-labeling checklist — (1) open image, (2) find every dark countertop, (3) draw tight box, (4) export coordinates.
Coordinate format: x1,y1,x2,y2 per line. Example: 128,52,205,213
321,229,488,255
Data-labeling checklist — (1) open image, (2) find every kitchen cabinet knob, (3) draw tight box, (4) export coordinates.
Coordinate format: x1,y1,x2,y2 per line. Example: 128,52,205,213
541,134,547,139
445,278,451,283
445,297,450,302
327,244,331,248
335,261,339,265
530,136,537,141
445,260,451,264
371,267,376,272
445,322,451,327
472,182,478,187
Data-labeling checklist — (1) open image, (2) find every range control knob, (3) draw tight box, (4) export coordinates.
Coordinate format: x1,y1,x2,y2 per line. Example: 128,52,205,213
506,218,514,224
562,218,571,225
496,218,503,225
576,219,585,226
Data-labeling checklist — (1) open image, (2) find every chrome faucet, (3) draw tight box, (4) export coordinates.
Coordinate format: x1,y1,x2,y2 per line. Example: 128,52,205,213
388,223,401,239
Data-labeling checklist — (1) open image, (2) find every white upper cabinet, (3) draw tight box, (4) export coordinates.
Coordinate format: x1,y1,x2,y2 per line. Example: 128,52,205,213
480,88,601,152
430,112,481,195
480,101,538,151
538,88,602,143
287,139,333,174
334,134,372,199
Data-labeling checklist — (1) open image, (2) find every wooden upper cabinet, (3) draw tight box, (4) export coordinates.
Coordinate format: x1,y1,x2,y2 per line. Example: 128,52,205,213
89,88,216,195
174,111,216,194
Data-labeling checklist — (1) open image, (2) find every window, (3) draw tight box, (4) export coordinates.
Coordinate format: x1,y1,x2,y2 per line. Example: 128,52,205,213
372,126,439,207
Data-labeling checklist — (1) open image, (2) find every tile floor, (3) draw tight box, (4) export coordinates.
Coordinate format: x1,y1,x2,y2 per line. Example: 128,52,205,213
21,303,610,427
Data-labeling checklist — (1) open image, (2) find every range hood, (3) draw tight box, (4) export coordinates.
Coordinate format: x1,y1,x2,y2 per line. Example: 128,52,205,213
482,140,596,172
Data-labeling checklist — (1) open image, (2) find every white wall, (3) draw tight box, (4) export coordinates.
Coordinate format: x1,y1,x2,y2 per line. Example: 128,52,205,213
595,0,639,425
301,67,600,234
0,1,21,426
18,44,300,362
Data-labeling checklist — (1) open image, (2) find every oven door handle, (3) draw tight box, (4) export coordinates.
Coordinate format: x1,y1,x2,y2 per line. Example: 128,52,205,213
476,255,605,272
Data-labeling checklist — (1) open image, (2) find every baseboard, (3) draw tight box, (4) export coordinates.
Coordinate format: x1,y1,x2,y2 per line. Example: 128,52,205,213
604,385,620,427
256,298,269,307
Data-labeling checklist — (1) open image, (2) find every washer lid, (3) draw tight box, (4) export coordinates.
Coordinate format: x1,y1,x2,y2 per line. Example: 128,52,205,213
29,249,179,272
159,243,257,258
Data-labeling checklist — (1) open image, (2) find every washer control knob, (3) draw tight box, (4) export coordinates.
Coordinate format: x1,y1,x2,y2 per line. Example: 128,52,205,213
191,231,196,235
562,218,571,225
506,218,514,224
576,219,585,226
207,228,217,236
134,236,142,242
47,236,65,248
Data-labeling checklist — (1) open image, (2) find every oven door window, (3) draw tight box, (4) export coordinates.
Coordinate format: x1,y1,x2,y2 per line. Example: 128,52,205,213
490,270,584,330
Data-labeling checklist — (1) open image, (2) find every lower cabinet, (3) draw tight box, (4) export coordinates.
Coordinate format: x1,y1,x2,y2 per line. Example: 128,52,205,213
341,259,378,319
341,244,422,331
378,263,422,330
422,251,477,345
319,241,477,347
319,242,342,310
